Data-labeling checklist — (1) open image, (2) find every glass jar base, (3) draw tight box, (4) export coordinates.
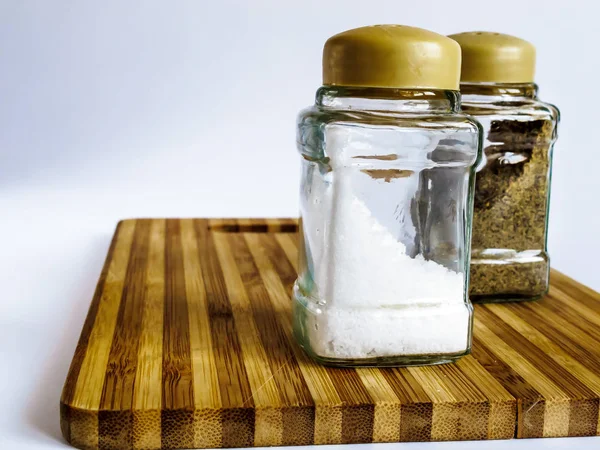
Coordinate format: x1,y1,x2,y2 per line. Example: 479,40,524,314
469,249,549,303
296,342,470,368
293,284,472,367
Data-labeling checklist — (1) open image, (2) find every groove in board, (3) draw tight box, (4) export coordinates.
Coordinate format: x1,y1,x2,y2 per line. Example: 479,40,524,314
61,218,600,449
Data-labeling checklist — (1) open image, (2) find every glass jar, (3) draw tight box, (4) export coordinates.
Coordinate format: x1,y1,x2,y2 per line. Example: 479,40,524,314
293,25,481,367
450,32,560,302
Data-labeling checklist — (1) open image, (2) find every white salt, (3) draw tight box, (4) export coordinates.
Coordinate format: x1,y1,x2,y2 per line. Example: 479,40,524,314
322,196,465,308
307,189,470,359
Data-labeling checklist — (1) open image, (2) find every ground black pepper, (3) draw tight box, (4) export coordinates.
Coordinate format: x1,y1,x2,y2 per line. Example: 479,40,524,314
468,117,556,301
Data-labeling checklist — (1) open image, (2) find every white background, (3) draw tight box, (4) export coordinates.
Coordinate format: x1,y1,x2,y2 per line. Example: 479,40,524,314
0,1,598,449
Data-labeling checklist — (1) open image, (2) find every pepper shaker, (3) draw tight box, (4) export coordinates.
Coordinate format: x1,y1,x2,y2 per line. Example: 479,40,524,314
449,32,559,303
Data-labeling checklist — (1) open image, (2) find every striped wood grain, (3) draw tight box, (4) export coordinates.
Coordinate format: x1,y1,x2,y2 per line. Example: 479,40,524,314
61,219,600,449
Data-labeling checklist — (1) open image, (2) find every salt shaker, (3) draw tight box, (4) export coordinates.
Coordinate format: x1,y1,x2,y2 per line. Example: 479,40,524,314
449,32,559,303
293,25,482,367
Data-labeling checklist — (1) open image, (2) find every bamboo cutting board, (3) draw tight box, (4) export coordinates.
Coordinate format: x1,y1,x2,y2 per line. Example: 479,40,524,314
61,219,600,449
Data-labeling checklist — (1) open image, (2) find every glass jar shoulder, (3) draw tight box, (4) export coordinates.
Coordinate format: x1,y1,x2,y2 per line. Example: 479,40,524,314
297,105,481,133
297,105,481,166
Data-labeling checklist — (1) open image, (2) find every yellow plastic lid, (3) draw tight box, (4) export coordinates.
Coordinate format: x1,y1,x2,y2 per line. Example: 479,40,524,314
448,32,536,83
323,25,461,90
